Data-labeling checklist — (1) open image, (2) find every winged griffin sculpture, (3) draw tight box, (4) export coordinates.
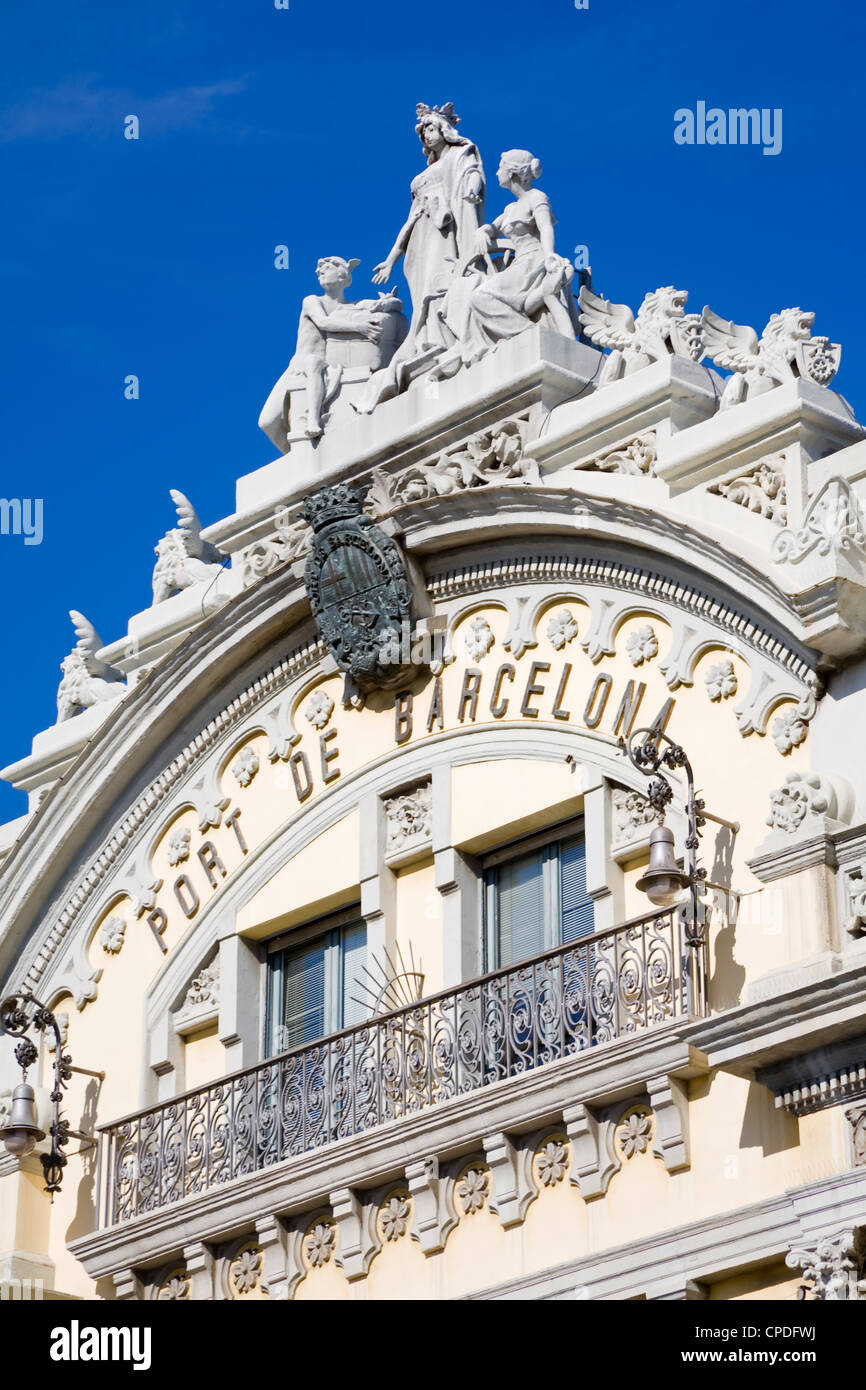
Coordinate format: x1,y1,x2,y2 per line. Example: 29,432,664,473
151,491,226,605
700,307,841,409
578,285,705,386
56,611,126,723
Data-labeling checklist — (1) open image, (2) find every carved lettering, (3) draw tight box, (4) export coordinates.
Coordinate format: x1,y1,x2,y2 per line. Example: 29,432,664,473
583,673,612,728
197,840,227,890
146,906,168,954
520,661,550,719
225,807,248,855
425,677,444,732
319,729,340,783
552,663,572,721
174,874,200,919
490,663,515,718
395,691,413,744
290,750,313,801
458,669,482,723
611,680,646,739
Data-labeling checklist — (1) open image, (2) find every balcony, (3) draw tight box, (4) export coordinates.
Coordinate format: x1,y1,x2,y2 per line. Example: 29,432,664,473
96,906,706,1229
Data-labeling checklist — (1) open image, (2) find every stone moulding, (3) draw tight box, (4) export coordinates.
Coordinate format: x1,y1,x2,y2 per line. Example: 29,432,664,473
69,1023,707,1284
4,550,818,1000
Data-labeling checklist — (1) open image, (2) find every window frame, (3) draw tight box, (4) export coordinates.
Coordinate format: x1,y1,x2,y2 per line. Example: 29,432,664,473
482,816,591,972
264,903,366,1056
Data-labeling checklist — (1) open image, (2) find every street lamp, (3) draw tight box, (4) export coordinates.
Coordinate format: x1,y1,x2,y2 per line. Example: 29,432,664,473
0,992,101,1198
622,726,708,945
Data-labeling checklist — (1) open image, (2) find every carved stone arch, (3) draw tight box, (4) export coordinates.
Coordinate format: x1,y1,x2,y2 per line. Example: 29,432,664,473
515,586,592,660
607,602,673,667
440,594,514,667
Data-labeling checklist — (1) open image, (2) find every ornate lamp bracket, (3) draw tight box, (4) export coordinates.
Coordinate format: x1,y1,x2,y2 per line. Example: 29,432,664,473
623,728,708,947
0,992,98,1198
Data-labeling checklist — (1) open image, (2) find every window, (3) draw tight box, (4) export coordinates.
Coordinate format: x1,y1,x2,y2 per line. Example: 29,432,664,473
266,913,367,1055
484,822,594,971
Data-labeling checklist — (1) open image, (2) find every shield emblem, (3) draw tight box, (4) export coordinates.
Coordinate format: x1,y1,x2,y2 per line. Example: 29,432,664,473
303,483,415,698
795,336,841,388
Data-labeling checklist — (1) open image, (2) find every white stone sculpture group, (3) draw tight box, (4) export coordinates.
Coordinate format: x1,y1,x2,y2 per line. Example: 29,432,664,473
260,103,582,442
259,100,841,447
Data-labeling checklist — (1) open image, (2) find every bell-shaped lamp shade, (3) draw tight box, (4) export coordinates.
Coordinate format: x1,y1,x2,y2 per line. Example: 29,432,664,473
636,824,691,908
0,1082,45,1157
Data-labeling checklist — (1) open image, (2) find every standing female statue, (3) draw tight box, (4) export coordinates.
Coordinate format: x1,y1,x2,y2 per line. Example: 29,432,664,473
431,149,578,378
355,103,485,412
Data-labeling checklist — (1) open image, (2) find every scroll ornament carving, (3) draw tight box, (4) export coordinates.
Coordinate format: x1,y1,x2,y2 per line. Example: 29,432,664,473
771,476,866,566
231,747,260,787
181,963,220,1014
367,419,537,514
56,610,125,724
241,507,311,588
151,491,225,605
384,783,432,856
579,433,657,476
786,1230,866,1300
546,609,579,650
611,788,656,848
702,306,840,409
167,826,191,866
765,772,845,834
771,679,819,755
626,624,658,666
304,1221,336,1269
709,454,787,525
464,615,495,661
456,1166,489,1216
99,916,126,955
578,285,704,386
304,690,334,729
705,658,738,701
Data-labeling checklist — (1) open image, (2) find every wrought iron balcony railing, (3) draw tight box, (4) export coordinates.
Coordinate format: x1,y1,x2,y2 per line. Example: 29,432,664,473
96,906,705,1227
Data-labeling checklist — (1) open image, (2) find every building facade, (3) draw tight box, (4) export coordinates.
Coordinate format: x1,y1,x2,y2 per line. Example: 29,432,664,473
1,107,866,1303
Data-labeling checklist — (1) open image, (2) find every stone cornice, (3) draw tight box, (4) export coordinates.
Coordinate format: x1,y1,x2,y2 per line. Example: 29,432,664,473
466,1167,866,1300
687,950,866,1075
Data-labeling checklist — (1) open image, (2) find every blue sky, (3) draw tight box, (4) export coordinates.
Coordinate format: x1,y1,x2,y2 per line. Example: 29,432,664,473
1,0,864,820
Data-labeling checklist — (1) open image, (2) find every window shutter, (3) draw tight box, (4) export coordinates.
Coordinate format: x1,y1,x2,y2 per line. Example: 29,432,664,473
340,920,368,1029
560,836,594,942
496,849,546,967
279,939,327,1048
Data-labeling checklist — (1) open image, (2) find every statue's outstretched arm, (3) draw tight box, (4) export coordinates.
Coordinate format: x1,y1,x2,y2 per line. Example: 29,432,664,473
373,204,423,283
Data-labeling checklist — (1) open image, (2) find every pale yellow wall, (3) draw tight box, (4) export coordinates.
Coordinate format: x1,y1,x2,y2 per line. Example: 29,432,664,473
393,858,442,995
709,1265,804,1300
235,810,361,939
451,759,583,854
182,1025,224,1091
7,594,840,1302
